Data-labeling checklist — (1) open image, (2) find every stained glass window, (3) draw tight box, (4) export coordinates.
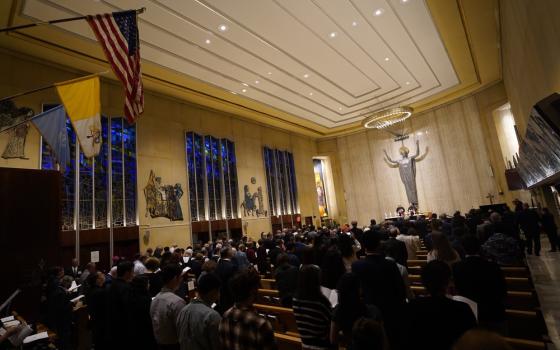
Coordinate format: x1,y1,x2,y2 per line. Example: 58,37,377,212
185,132,238,222
40,110,137,231
111,118,124,227
263,147,299,215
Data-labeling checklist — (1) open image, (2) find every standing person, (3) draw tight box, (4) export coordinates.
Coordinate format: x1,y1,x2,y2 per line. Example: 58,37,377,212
382,227,408,266
518,203,541,255
218,269,277,350
215,247,237,314
541,208,559,252
454,236,507,332
427,231,461,266
352,231,406,349
128,276,158,349
176,273,222,350
105,261,134,349
405,261,476,350
65,258,81,279
396,227,421,260
274,253,298,307
330,273,382,348
292,265,333,350
85,271,108,350
150,264,187,350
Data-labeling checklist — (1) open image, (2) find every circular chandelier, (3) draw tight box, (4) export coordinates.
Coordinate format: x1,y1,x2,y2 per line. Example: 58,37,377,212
362,106,413,129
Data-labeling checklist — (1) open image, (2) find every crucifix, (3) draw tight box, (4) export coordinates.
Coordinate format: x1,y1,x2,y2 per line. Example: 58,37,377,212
486,193,495,205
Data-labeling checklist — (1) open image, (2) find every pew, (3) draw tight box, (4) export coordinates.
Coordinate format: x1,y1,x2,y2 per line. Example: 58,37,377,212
254,304,299,334
261,278,277,290
275,332,302,350
505,337,547,350
407,265,530,278
506,277,533,291
505,309,548,341
257,289,282,306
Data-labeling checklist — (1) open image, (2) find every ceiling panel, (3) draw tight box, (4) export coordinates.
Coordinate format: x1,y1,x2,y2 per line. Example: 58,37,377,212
19,0,459,128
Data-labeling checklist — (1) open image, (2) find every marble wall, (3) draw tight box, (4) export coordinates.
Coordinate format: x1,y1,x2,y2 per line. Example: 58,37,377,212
500,0,560,135
321,88,523,226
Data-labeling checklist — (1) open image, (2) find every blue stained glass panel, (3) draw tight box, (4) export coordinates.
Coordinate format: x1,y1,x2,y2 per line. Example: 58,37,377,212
123,120,137,226
186,132,198,221
111,118,124,227
228,140,238,219
94,117,109,228
194,133,205,220
79,149,94,230
287,152,298,213
62,120,76,231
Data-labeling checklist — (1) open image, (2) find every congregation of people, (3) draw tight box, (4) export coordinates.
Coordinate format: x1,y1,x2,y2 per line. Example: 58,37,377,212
38,200,557,350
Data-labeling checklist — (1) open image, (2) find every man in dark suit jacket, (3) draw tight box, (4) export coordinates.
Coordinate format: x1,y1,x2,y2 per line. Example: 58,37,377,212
105,261,134,349
518,203,541,255
453,235,507,330
216,247,238,314
406,260,476,350
352,231,406,349
382,227,408,266
65,258,81,279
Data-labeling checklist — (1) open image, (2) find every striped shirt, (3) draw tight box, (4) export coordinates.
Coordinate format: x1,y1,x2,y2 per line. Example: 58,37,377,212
292,297,332,349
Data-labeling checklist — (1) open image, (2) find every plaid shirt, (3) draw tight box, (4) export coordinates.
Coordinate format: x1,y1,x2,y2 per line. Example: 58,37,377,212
218,304,277,350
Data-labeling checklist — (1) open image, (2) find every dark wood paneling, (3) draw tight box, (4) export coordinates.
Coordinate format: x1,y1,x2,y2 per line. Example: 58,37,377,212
0,168,62,323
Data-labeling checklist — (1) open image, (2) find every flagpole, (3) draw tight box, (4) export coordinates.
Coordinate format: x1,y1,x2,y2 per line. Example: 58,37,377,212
0,71,109,104
0,8,146,33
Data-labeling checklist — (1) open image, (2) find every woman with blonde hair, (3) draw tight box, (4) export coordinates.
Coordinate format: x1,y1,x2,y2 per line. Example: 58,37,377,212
427,231,461,266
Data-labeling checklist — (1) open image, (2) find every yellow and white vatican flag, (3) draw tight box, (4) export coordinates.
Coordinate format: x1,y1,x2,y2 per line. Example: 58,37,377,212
56,75,102,158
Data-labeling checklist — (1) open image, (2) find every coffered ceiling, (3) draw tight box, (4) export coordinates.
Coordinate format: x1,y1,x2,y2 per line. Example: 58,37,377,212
0,0,501,137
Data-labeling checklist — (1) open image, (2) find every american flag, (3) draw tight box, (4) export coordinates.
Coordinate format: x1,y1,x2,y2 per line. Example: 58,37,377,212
87,10,143,124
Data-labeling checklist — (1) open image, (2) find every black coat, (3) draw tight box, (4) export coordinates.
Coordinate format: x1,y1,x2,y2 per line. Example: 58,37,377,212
382,238,408,266
453,255,507,324
274,263,298,307
216,259,237,313
405,296,477,350
105,278,132,348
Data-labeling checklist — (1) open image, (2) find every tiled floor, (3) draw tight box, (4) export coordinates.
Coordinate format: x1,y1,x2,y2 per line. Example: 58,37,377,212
526,238,560,350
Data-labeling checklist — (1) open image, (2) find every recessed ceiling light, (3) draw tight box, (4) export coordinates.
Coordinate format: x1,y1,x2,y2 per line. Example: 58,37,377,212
303,74,309,78
255,80,260,84
230,91,237,94
267,72,272,75
218,24,228,32
242,83,248,87
205,39,211,44
401,0,409,3
338,107,343,111
309,92,313,96
405,81,410,85
241,89,247,93
384,57,390,61
352,21,358,27
374,8,384,16
329,32,337,38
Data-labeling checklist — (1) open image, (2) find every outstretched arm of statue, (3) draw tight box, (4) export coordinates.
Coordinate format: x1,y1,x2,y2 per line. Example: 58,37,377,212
416,146,430,161
383,150,399,167
412,139,420,159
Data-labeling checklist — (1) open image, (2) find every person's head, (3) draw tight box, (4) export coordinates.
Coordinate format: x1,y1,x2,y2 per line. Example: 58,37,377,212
85,262,96,274
523,203,529,210
71,258,79,267
453,329,513,350
61,275,74,290
490,212,502,223
87,271,105,288
220,247,233,259
295,265,323,300
117,261,134,282
230,268,261,305
421,260,451,296
351,221,358,228
389,227,399,238
146,247,153,256
352,318,388,350
202,259,218,273
160,264,183,291
462,235,481,256
362,231,381,253
197,272,221,304
370,219,377,227
145,257,160,272
49,266,64,281
276,253,289,267
430,231,456,262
